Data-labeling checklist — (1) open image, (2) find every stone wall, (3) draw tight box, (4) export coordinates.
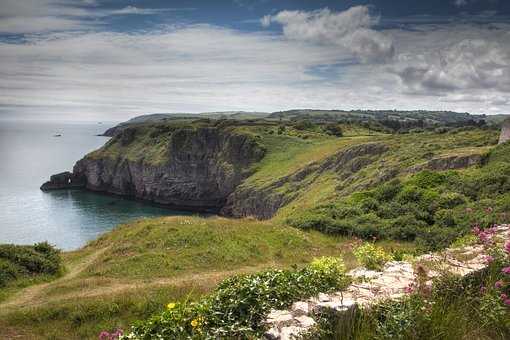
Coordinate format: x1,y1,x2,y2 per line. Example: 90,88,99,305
263,225,510,340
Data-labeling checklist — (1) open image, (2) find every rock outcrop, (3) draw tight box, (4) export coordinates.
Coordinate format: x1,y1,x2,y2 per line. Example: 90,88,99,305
499,118,510,144
40,171,86,191
221,143,389,219
70,127,265,212
263,225,510,340
408,153,485,173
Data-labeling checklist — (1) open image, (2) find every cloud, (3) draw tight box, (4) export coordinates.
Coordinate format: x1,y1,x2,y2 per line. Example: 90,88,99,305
0,25,349,120
109,6,194,16
393,30,510,95
454,0,468,7
0,1,191,34
261,6,394,63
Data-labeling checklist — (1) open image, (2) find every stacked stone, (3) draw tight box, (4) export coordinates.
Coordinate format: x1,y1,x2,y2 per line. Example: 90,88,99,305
263,225,510,340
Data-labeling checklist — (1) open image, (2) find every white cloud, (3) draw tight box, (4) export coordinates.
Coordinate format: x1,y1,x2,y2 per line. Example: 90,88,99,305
391,25,510,96
261,6,394,63
454,0,468,7
109,6,193,16
0,0,190,34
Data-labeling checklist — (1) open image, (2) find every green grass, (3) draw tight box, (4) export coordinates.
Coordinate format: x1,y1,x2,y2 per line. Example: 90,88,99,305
0,216,413,339
80,216,350,279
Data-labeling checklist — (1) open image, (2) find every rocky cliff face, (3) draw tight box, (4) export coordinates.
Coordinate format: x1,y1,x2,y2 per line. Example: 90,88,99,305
221,143,389,219
408,153,486,173
72,127,265,212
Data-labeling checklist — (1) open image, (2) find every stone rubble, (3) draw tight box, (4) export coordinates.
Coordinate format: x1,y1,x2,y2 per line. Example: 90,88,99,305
263,225,510,340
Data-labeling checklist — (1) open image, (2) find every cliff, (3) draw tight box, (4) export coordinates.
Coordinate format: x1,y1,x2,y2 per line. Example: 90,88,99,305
67,124,265,212
42,120,498,218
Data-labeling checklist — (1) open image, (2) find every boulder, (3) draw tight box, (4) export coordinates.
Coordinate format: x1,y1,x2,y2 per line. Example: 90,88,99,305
40,171,86,191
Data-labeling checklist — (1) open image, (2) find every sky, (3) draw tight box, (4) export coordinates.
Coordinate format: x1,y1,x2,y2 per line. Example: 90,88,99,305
0,0,509,121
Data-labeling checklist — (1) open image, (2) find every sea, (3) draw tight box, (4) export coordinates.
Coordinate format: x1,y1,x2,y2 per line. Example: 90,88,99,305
0,120,182,251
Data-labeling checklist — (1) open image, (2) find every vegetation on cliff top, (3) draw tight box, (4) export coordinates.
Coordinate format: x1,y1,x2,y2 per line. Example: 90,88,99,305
288,141,510,251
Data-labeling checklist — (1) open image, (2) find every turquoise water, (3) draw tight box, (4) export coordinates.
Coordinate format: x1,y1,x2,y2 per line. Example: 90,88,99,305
0,120,182,250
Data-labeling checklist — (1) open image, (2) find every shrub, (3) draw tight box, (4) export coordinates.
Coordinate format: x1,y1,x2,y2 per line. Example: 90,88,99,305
438,192,467,209
434,209,456,228
388,215,427,241
323,124,343,137
415,227,460,251
0,258,21,286
396,186,423,204
125,257,350,338
0,242,61,286
354,243,392,271
373,179,402,202
293,120,315,131
409,170,446,189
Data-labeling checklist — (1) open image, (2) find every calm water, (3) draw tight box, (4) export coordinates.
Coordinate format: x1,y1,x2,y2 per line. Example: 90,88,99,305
0,120,181,250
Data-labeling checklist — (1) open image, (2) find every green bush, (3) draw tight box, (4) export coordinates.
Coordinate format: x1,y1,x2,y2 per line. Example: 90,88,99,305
388,214,427,241
409,170,446,189
396,185,423,204
126,257,350,338
0,258,22,286
353,243,392,271
434,209,456,228
293,120,315,131
0,242,61,286
438,192,467,209
415,227,460,251
323,124,343,137
373,179,402,202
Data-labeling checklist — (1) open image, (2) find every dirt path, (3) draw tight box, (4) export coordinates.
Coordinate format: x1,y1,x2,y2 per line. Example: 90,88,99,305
0,250,273,315
0,247,110,314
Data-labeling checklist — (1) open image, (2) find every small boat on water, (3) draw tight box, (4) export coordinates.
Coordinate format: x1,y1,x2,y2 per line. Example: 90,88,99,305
53,133,62,137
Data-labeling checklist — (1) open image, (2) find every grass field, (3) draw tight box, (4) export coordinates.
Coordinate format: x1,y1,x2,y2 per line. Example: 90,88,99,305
0,216,415,339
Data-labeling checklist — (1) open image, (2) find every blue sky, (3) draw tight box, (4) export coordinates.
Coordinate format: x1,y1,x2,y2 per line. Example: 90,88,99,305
1,0,510,121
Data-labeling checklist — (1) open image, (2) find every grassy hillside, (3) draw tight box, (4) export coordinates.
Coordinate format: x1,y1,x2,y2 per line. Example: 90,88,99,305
288,140,510,251
0,216,414,339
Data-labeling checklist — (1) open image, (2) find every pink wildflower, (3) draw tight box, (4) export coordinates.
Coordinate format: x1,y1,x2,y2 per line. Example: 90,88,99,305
504,241,510,254
480,285,486,294
99,332,110,340
484,255,494,263
405,283,415,294
505,299,510,306
501,293,508,301
495,280,504,289
486,207,494,213
502,267,510,275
